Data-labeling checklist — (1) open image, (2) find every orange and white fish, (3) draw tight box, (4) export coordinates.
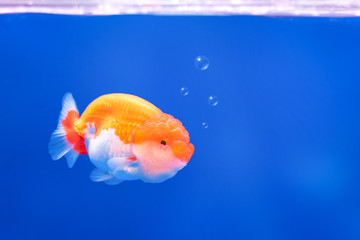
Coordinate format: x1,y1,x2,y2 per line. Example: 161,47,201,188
49,93,194,184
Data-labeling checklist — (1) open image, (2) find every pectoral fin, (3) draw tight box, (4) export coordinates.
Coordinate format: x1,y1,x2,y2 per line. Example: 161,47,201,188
108,157,141,181
89,168,123,185
89,168,113,182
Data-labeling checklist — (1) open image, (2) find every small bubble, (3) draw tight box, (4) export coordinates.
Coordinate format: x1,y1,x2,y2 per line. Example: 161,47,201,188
201,122,208,129
208,95,218,106
195,56,209,70
180,87,189,96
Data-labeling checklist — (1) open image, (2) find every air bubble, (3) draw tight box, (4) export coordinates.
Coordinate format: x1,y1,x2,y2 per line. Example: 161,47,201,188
201,122,208,129
180,87,189,96
195,56,209,70
208,95,218,106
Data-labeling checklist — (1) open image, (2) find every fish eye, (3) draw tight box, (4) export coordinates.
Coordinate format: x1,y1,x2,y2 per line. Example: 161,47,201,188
160,140,167,145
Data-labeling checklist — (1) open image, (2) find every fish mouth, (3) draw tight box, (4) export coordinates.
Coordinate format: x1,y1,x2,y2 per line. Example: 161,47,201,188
173,141,194,163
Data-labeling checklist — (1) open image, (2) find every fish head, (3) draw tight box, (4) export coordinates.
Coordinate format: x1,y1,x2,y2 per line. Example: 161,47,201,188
133,113,194,182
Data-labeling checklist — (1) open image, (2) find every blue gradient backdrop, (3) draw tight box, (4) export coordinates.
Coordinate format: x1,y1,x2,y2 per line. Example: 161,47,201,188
0,14,360,240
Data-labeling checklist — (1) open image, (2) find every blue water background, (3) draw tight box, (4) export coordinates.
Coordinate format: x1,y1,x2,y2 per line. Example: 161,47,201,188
1,14,360,239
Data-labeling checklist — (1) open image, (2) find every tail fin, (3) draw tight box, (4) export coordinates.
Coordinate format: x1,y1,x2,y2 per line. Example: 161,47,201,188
48,93,87,168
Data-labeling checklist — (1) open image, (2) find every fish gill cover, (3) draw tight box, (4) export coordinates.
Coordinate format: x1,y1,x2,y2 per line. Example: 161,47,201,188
0,0,359,16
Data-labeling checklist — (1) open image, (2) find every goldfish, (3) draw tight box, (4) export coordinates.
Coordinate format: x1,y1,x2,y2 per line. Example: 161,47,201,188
49,93,194,184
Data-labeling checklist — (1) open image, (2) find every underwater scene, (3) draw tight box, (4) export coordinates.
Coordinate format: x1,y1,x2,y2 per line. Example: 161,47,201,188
1,14,360,240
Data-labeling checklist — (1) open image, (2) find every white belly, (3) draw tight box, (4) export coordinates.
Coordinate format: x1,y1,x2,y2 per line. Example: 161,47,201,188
85,127,133,172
